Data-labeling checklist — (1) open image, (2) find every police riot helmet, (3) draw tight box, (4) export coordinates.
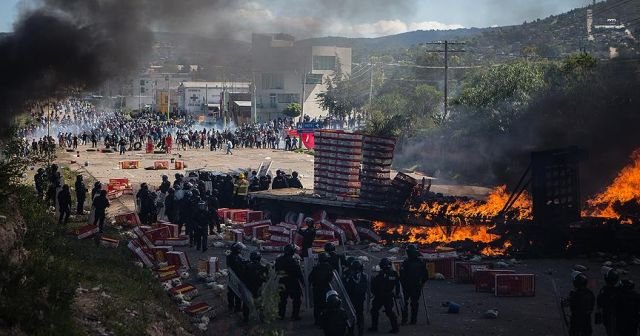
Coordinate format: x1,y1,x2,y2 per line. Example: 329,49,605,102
379,258,392,270
325,290,341,308
304,217,314,225
292,171,299,178
604,268,620,285
283,244,296,256
407,244,420,258
140,183,148,190
231,242,243,253
191,189,200,197
571,271,588,288
174,173,181,180
94,181,102,188
324,242,336,253
250,251,262,262
319,252,330,263
183,182,193,190
162,174,168,180
197,201,207,210
351,260,364,272
37,168,44,173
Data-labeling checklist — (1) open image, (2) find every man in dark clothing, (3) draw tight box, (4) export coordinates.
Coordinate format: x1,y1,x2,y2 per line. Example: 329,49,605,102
193,201,209,252
400,244,428,325
221,175,235,208
320,290,349,336
226,242,245,313
297,217,316,258
165,188,177,223
275,244,303,320
344,260,368,336
46,164,61,207
310,252,335,326
93,190,110,233
57,185,72,226
617,279,640,336
136,183,156,225
564,271,595,336
185,189,201,247
597,268,622,336
91,181,102,203
160,175,171,193
271,170,289,189
34,168,45,199
206,190,221,234
287,171,303,189
370,258,400,334
75,175,88,215
242,251,269,323
325,242,347,274
248,171,261,192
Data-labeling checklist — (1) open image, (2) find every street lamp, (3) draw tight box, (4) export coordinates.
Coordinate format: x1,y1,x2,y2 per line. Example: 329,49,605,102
165,75,171,121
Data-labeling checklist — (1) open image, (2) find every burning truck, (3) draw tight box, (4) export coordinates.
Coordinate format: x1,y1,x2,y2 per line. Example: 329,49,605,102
248,131,640,256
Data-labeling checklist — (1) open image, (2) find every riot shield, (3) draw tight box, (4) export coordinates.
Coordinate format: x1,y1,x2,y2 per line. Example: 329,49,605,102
227,268,256,317
330,271,357,328
303,250,316,309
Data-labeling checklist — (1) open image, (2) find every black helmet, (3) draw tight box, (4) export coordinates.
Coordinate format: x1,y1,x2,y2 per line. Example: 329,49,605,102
292,171,299,178
572,271,588,288
605,268,620,285
407,244,420,258
250,251,262,262
283,244,295,256
351,260,363,272
324,242,336,253
379,258,392,270
76,175,83,181
231,242,243,253
174,173,181,179
304,217,314,225
37,168,44,173
141,183,148,189
162,174,168,180
319,252,330,263
326,292,342,308
346,256,355,268
192,189,200,197
94,181,102,188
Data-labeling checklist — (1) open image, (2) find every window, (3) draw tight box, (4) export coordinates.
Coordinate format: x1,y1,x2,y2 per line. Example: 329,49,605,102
140,87,145,93
313,56,336,70
306,73,323,84
262,73,284,89
278,94,299,104
269,94,277,108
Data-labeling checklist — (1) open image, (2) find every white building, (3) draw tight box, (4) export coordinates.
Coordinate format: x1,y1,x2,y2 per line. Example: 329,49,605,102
251,34,351,123
177,81,251,117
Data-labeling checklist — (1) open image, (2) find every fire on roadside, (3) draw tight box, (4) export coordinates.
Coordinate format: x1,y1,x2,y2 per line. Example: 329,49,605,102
412,185,533,222
582,149,640,221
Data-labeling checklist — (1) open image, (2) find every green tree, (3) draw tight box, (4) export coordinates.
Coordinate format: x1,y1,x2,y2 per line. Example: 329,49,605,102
282,102,302,118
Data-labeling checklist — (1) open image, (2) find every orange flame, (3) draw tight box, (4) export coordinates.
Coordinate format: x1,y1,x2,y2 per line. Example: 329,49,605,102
413,185,532,222
583,149,640,220
372,221,510,256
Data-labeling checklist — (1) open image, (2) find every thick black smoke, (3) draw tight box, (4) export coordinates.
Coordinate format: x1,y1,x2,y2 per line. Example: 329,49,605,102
0,0,152,128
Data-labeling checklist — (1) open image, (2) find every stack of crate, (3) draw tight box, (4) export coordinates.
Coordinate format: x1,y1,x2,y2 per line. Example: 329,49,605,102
360,135,396,202
314,130,363,197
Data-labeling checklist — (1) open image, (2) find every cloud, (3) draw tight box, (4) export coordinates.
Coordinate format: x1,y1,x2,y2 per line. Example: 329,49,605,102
347,19,464,37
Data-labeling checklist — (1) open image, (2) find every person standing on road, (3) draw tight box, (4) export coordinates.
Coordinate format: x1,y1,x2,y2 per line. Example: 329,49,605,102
325,242,347,274
310,252,334,326
160,175,171,193
344,259,368,336
57,184,72,226
75,175,88,215
275,244,303,321
193,201,209,252
226,242,245,313
564,271,595,336
370,258,400,334
297,217,316,258
400,244,428,325
616,279,640,336
320,290,350,336
243,251,269,323
93,190,110,233
226,139,233,155
287,171,303,189
597,268,621,336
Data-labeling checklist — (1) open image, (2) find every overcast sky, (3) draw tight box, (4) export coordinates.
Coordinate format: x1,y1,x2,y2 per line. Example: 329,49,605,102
1,0,596,37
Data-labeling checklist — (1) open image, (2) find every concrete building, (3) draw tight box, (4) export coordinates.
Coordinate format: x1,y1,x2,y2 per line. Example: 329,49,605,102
251,33,351,123
177,81,251,119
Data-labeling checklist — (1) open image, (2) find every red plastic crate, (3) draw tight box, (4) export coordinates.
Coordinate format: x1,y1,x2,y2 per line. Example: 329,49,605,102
246,210,264,223
495,274,536,297
217,208,230,219
434,258,455,279
475,270,516,292
230,210,250,223
454,262,490,283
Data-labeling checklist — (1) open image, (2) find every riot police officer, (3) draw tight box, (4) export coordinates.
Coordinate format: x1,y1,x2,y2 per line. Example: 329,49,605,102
185,189,201,247
34,168,45,199
75,175,88,215
275,244,303,320
400,244,427,325
193,201,209,252
617,279,640,336
344,259,368,336
136,183,156,225
597,267,622,336
310,252,335,326
370,258,400,334
321,290,350,336
297,217,316,258
243,251,269,323
160,174,171,193
325,242,347,274
565,271,595,336
226,242,245,312
57,184,72,226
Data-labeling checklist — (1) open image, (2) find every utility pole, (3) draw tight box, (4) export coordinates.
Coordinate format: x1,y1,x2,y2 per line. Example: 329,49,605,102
423,40,465,121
